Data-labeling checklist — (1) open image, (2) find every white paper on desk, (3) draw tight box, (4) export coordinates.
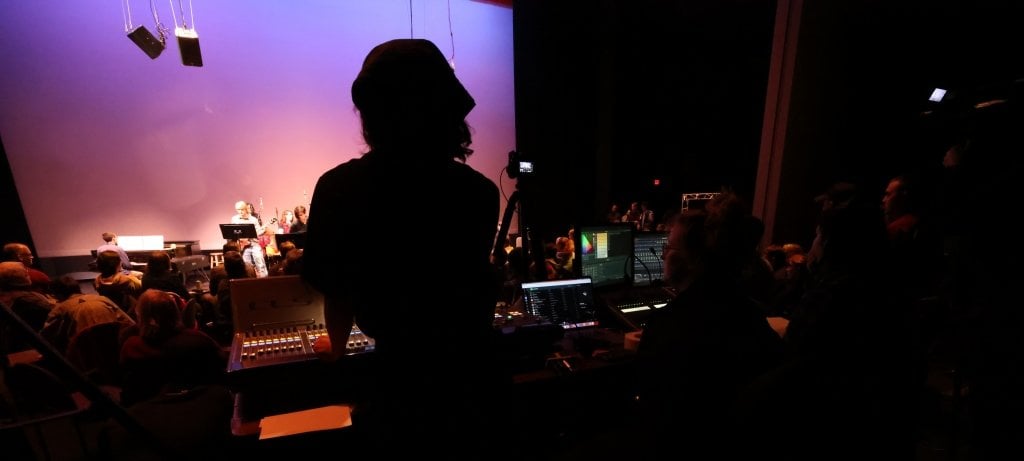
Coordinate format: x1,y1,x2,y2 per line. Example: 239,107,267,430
258,405,353,440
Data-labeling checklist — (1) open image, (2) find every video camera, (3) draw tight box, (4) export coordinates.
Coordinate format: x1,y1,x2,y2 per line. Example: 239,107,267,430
506,150,534,179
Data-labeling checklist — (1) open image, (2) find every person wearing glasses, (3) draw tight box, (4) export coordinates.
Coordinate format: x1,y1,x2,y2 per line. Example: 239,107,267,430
2,242,51,294
633,192,785,458
230,201,268,278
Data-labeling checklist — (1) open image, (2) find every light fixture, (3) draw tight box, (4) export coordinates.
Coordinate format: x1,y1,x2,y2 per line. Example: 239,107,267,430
171,0,202,67
123,0,167,59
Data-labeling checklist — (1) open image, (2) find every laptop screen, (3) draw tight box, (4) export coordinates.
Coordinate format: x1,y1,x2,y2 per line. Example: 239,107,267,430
633,232,668,286
520,277,599,330
575,223,634,288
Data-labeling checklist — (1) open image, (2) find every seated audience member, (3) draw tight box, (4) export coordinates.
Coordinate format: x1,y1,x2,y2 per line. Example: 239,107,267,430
737,187,922,460
118,289,226,407
96,232,144,278
3,242,52,294
882,174,943,299
141,251,190,300
268,240,297,276
204,251,248,345
279,248,304,276
206,242,255,299
0,261,56,352
94,250,143,318
41,276,133,353
634,192,785,458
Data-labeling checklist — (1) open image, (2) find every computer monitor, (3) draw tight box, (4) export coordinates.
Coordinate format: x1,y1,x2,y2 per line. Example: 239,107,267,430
574,223,635,289
633,231,668,286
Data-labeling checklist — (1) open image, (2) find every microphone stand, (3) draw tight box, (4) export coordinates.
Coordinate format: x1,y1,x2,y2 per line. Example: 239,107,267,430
634,253,654,286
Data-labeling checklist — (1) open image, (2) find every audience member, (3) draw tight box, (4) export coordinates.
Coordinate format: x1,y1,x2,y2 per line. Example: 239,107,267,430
141,251,189,300
301,38,507,457
737,184,922,460
0,261,56,352
882,173,943,299
41,275,133,353
2,242,52,294
606,203,623,223
118,289,226,407
204,250,248,346
633,191,785,458
94,250,142,317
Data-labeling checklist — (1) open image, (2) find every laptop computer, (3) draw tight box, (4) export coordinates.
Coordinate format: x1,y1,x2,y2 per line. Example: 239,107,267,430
520,277,600,331
575,223,674,331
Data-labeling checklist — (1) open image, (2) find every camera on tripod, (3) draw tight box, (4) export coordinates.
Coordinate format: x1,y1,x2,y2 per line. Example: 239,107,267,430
506,150,535,179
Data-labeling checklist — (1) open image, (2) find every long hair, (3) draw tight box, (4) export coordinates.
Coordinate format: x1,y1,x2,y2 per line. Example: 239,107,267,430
136,289,185,343
351,39,475,162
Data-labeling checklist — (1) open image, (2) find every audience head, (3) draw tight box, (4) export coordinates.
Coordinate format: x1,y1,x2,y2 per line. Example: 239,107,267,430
222,241,241,253
0,261,31,290
96,250,122,276
146,251,172,275
943,138,971,169
817,183,888,273
282,249,304,275
102,232,117,244
51,275,83,300
351,38,475,161
882,175,919,222
136,289,186,342
278,240,297,259
223,251,247,279
3,243,35,266
662,190,758,288
663,211,710,288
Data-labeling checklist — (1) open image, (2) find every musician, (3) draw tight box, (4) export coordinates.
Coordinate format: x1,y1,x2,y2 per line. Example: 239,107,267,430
230,201,268,278
96,232,144,278
278,209,294,234
290,205,308,233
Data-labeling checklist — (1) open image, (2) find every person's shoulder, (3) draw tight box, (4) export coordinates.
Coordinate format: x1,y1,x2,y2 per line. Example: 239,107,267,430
320,157,368,179
450,161,499,192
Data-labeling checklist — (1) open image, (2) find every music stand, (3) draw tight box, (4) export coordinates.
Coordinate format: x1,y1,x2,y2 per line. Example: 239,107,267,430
219,223,258,240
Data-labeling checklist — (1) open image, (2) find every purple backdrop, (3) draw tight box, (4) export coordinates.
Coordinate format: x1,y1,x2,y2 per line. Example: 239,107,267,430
0,1,515,256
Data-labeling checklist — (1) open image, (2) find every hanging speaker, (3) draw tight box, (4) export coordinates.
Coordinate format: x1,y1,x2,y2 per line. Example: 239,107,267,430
127,25,165,59
175,27,203,67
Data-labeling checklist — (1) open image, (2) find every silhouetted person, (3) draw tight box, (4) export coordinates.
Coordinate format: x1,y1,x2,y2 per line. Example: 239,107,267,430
634,192,785,458
301,39,506,458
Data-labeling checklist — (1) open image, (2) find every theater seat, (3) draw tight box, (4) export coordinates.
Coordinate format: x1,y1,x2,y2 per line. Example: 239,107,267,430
65,321,128,388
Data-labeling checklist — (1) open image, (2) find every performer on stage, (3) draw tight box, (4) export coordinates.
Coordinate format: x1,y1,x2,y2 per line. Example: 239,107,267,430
230,200,268,278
